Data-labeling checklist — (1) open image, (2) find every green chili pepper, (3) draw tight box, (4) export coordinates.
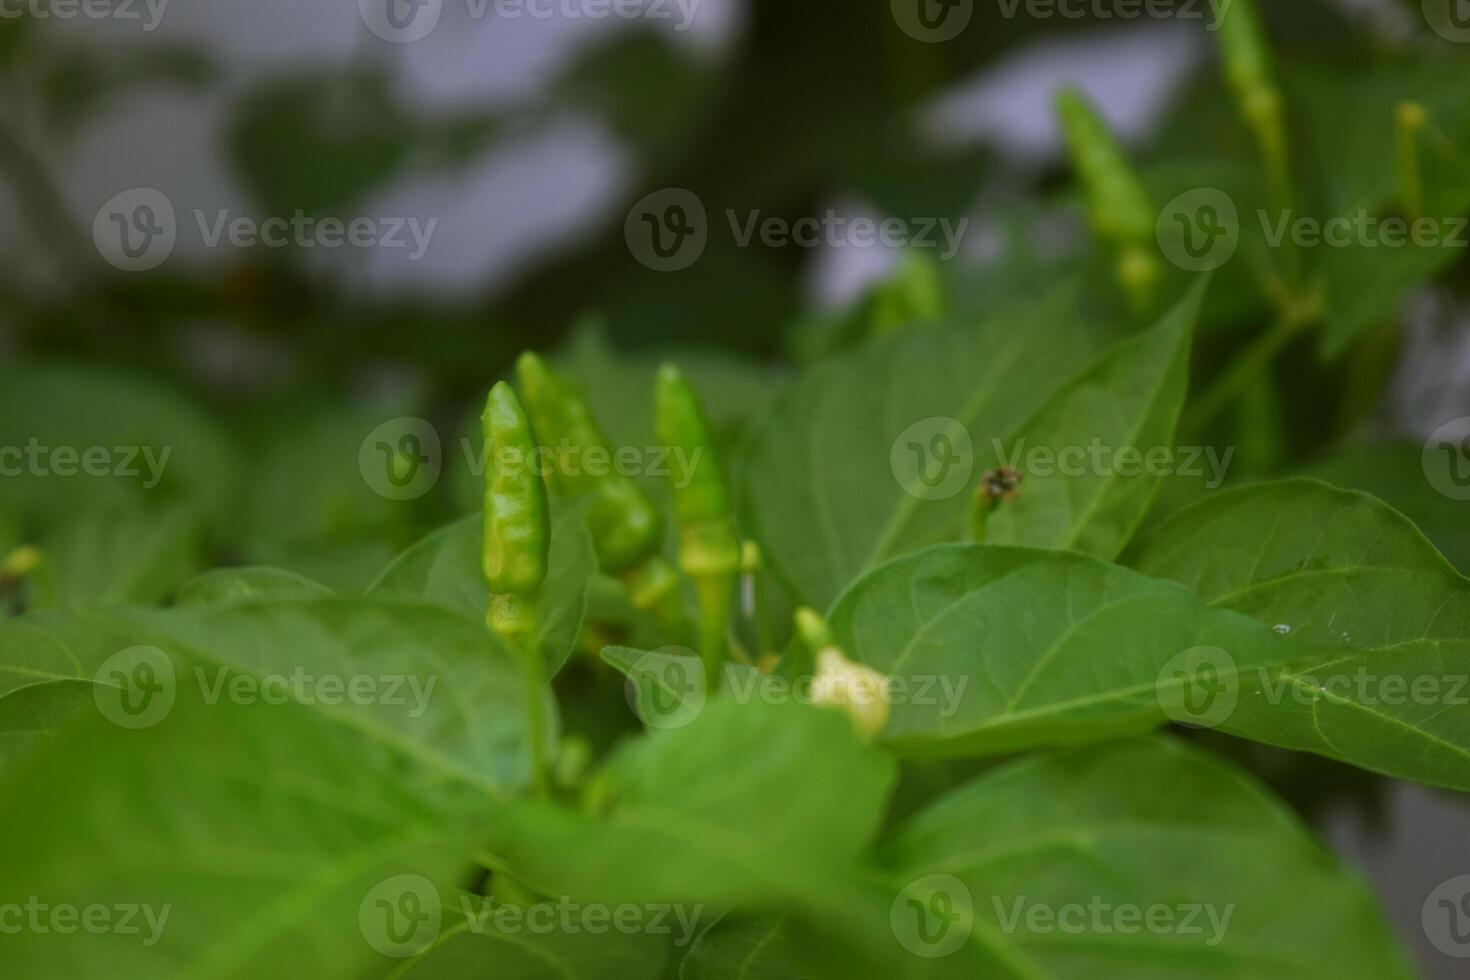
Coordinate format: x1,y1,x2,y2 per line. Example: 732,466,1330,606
655,363,740,685
482,381,550,601
482,381,551,796
1397,101,1427,220
1054,88,1159,313
515,352,663,574
1212,0,1289,209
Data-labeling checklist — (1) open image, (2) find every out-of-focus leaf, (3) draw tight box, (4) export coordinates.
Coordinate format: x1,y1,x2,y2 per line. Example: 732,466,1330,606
0,691,492,978
31,499,201,608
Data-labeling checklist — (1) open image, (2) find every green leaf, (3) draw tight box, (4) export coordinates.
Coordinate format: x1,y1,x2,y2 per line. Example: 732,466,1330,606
985,279,1203,557
484,699,894,912
740,288,1108,609
1300,440,1470,573
600,646,761,731
875,737,1410,979
369,508,597,677
31,499,202,608
678,916,811,980
395,900,668,979
0,611,137,767
1134,478,1470,791
0,362,239,531
827,543,1306,757
114,597,546,793
176,566,335,608
0,691,491,979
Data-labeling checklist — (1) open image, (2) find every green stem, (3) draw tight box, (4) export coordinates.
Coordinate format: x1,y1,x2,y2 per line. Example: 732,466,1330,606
522,621,550,800
695,574,732,692
1187,307,1312,432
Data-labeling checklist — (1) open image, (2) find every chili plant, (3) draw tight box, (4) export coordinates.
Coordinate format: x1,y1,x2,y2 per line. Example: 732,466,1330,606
2,4,1470,980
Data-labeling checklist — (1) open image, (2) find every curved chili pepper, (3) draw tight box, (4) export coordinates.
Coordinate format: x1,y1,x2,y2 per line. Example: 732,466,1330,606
1212,0,1289,208
655,363,741,685
1055,88,1159,313
515,352,663,574
482,381,550,600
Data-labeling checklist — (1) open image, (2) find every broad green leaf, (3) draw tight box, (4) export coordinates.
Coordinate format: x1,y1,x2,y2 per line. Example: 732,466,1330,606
369,508,597,677
827,543,1306,757
985,280,1203,557
740,288,1107,609
678,916,810,980
0,611,137,766
1300,440,1470,573
30,499,202,608
0,362,239,530
176,566,335,607
115,597,546,793
1134,479,1470,791
483,699,894,912
393,897,668,979
0,691,491,979
874,737,1410,979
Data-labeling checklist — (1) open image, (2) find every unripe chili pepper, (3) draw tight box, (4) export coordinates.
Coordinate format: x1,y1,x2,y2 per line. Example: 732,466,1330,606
1212,0,1289,210
515,352,663,574
482,381,552,796
483,381,550,600
655,363,740,686
1054,88,1159,314
1397,101,1427,220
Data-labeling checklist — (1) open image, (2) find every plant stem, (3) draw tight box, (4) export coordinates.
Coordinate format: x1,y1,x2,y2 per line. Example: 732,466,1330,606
522,622,550,800
695,574,732,692
1187,303,1314,433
